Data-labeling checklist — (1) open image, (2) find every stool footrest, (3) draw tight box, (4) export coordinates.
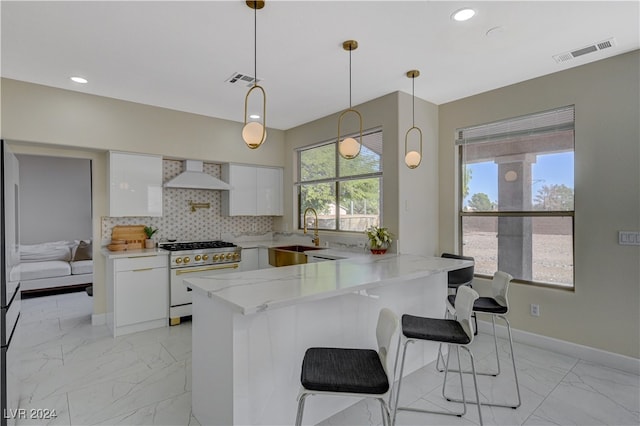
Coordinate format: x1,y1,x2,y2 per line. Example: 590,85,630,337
444,394,520,409
436,365,498,376
396,405,465,417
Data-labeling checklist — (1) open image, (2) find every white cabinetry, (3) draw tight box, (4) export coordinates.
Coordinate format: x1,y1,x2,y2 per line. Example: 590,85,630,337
222,164,283,216
256,167,283,215
258,247,273,269
240,248,259,271
108,151,163,217
106,254,168,337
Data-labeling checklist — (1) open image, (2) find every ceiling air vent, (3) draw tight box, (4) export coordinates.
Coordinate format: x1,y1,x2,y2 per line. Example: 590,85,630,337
553,38,616,63
225,72,261,88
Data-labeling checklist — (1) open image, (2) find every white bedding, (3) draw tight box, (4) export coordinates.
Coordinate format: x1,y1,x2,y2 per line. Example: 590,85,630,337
20,260,71,280
70,260,93,275
20,241,73,262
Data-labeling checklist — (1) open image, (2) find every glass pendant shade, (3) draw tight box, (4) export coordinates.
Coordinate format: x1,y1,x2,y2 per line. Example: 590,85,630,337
405,150,422,169
340,137,360,159
242,121,267,149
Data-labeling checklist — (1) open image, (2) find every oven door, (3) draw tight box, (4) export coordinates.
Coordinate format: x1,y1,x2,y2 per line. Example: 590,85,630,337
170,263,240,307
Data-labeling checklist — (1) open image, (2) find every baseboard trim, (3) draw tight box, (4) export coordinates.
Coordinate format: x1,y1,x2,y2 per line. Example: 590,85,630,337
477,319,640,375
91,313,106,326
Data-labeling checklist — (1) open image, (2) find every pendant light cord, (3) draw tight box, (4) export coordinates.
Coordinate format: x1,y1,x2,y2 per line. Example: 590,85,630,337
349,48,352,108
412,76,415,127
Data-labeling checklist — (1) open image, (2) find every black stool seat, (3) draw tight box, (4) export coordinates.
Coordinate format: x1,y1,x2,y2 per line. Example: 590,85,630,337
301,347,389,394
402,314,471,345
447,295,508,314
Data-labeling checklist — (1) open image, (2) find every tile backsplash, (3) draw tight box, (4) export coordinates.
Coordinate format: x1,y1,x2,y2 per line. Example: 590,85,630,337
101,160,273,243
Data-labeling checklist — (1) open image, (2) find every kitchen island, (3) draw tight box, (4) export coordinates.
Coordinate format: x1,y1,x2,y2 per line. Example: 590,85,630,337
186,253,472,426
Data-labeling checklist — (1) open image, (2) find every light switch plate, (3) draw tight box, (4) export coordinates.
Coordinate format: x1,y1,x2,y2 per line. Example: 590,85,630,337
618,231,640,245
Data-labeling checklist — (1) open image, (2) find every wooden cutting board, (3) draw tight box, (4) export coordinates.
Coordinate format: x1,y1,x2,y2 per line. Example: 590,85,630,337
111,225,146,250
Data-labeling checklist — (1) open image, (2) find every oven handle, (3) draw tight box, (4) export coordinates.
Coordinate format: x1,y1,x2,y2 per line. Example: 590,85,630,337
175,264,239,275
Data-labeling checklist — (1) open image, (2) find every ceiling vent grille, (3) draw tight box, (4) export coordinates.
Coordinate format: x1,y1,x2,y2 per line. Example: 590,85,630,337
553,38,616,63
225,72,261,87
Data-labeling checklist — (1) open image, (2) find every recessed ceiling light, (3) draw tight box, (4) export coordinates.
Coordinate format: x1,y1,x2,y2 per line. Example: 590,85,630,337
249,114,260,120
452,8,476,22
70,76,88,84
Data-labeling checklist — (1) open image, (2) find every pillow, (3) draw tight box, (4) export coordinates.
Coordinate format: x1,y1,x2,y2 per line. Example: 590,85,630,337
73,240,93,261
21,245,71,262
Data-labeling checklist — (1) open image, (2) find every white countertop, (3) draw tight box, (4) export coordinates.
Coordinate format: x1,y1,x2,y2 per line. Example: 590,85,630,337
100,247,169,259
233,240,363,259
185,254,471,315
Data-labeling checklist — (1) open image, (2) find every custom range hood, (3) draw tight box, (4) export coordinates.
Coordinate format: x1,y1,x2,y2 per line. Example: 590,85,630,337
164,160,231,190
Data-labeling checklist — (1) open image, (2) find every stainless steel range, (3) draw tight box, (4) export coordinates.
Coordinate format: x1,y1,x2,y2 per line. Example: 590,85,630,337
160,240,242,325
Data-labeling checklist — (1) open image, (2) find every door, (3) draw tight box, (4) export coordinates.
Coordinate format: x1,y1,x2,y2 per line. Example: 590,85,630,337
1,140,21,426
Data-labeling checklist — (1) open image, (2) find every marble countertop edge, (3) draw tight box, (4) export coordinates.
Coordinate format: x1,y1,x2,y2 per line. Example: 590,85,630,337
186,254,472,315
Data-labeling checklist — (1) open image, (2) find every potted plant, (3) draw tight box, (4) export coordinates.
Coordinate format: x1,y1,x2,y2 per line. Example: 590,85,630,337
366,226,393,254
144,226,158,249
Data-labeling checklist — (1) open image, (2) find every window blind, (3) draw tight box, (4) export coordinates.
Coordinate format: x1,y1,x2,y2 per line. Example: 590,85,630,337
455,105,575,145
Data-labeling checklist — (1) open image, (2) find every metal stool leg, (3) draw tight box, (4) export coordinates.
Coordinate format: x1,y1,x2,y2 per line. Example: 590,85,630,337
502,315,522,408
444,314,521,409
295,393,307,426
395,340,483,424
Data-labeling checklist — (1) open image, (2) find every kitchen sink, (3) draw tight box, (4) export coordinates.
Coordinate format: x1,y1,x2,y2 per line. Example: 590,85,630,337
268,245,324,267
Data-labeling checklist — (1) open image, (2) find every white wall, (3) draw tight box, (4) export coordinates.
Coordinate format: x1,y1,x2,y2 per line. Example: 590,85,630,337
397,91,439,256
17,155,92,244
438,50,640,358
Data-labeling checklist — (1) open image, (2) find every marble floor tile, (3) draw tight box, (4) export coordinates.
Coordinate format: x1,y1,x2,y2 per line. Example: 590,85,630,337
67,360,190,425
17,292,640,426
528,360,640,426
91,391,192,426
15,392,71,426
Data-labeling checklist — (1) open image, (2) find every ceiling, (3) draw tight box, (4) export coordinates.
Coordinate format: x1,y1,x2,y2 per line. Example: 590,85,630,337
2,1,638,130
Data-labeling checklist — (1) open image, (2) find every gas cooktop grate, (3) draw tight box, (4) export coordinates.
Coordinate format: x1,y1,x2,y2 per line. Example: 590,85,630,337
160,241,236,251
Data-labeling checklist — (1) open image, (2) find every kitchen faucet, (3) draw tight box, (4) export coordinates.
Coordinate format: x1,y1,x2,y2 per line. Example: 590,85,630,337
303,207,320,247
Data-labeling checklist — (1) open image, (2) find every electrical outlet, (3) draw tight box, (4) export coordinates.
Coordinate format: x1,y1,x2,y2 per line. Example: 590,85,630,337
530,304,540,317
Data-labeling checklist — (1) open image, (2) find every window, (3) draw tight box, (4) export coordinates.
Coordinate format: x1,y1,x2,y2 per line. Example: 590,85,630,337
457,106,575,288
297,128,383,232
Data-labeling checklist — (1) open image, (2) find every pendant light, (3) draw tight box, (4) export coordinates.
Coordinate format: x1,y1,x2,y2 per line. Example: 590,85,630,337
404,70,423,169
242,1,267,149
337,40,363,160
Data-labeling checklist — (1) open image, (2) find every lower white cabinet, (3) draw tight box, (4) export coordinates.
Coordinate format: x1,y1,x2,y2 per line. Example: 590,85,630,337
106,254,168,337
241,248,259,271
258,247,273,269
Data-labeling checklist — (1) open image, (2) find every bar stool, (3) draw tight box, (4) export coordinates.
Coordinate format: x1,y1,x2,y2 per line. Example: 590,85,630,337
444,270,521,409
436,253,476,371
393,286,483,425
295,308,399,426
442,253,477,334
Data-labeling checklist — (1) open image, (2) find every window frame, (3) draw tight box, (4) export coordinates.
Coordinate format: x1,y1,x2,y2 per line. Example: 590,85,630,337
296,127,383,233
456,107,575,290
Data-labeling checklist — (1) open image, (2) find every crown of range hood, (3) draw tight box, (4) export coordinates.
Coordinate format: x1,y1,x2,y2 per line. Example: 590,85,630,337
164,160,231,190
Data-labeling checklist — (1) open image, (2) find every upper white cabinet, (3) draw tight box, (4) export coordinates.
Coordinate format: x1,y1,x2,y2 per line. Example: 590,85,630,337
108,151,163,217
222,164,283,216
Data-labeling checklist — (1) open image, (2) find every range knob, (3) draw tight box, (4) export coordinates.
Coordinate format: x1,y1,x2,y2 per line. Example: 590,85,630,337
233,253,240,260
183,257,191,264
195,255,202,261
213,254,220,261
202,254,209,261
226,253,233,260
175,258,183,264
